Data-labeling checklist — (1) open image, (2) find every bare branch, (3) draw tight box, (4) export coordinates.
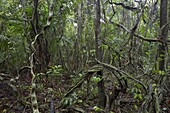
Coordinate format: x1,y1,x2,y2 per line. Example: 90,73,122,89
109,2,138,11
110,22,170,43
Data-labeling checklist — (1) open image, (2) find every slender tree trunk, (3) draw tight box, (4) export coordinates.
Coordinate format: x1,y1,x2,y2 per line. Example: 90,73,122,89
32,0,50,72
169,1,170,21
74,2,84,70
158,0,168,71
158,0,168,111
94,0,106,108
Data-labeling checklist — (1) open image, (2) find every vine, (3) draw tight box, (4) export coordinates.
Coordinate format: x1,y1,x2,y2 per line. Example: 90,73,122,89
29,0,54,112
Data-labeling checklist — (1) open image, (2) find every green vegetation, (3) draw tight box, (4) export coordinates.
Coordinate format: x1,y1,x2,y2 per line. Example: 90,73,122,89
0,0,169,113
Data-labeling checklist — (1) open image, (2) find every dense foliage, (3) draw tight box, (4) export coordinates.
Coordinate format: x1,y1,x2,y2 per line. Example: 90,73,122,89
0,0,169,112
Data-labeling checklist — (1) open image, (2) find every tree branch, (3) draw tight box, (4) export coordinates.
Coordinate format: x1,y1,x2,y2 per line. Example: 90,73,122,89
111,22,170,43
109,2,138,11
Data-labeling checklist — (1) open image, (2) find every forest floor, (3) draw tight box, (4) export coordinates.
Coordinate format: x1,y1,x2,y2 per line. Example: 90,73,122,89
0,70,170,113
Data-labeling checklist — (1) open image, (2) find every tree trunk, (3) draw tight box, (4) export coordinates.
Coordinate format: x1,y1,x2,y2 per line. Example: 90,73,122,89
94,0,106,108
73,2,84,71
32,0,50,72
158,0,168,71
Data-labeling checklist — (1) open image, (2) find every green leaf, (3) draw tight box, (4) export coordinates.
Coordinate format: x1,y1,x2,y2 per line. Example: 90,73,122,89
145,51,149,55
138,94,142,100
91,76,101,82
152,84,156,87
134,105,138,109
134,93,138,99
93,106,101,111
136,83,141,88
158,70,165,75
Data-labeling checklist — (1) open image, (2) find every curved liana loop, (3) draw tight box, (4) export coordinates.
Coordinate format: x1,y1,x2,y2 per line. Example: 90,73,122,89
29,0,54,113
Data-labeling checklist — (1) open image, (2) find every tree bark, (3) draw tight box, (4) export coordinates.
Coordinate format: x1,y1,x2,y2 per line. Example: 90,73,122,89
94,0,106,108
74,2,84,71
32,0,50,72
158,0,168,71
